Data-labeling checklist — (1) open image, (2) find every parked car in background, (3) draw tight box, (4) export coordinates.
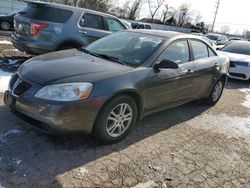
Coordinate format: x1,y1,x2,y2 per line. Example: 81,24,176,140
11,1,128,55
218,41,250,82
229,37,242,41
131,22,152,29
5,30,229,143
206,33,229,45
0,11,18,31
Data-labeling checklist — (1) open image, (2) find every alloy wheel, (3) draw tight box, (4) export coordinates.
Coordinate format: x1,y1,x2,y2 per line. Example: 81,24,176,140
106,103,133,138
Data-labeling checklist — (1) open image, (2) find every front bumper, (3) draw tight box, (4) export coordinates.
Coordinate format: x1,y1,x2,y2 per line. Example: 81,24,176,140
4,79,108,135
229,67,250,81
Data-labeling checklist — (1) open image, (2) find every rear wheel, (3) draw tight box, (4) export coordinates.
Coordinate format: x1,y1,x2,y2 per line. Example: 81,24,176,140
1,21,11,31
205,79,224,105
93,95,137,144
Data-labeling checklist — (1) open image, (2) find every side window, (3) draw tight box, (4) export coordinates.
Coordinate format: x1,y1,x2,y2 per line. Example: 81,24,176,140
79,13,105,30
106,18,125,32
79,14,86,27
191,40,209,60
208,47,216,57
137,24,145,29
145,25,151,29
160,40,190,63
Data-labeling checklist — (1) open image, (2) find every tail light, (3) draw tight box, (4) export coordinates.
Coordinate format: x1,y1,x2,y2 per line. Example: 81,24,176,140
30,22,48,36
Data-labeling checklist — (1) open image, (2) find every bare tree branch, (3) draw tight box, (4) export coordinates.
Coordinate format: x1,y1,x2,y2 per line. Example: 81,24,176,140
148,0,165,21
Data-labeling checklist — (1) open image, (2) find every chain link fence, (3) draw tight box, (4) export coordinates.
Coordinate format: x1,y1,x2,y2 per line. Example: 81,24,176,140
0,0,26,15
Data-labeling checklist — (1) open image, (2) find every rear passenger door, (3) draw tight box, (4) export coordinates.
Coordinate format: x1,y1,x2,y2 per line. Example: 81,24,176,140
78,13,111,45
190,39,218,97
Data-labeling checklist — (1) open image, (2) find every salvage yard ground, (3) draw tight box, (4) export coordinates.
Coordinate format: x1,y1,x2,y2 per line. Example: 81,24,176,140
0,34,250,187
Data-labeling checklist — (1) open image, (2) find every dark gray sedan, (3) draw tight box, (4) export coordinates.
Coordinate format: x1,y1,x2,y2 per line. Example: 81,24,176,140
4,30,229,143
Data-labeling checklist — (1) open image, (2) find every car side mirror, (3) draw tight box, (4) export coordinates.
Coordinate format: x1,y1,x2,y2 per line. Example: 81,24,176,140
154,59,179,70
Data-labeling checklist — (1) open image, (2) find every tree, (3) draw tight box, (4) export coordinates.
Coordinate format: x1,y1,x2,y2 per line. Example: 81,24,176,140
78,0,111,13
147,0,165,21
194,12,202,25
176,3,191,27
161,4,175,24
127,0,143,20
220,25,230,34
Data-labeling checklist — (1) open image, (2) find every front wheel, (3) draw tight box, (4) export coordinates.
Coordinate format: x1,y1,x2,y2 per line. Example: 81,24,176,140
205,79,225,105
93,95,138,144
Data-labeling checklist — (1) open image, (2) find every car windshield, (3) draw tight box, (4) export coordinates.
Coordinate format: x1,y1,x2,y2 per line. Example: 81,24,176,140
206,35,219,41
85,32,164,66
221,42,250,55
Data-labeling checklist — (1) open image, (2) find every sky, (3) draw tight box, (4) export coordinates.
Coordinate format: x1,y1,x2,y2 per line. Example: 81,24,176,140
118,0,250,34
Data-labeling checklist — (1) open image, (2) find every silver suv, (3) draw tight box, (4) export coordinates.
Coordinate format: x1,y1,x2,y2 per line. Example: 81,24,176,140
11,1,128,55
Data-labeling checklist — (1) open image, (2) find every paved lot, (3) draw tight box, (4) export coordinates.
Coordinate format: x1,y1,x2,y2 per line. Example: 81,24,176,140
0,81,250,188
0,35,250,188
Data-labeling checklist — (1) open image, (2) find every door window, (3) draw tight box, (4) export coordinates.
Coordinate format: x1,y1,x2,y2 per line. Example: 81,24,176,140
160,40,190,63
191,40,209,60
79,14,105,30
106,18,125,32
208,47,216,57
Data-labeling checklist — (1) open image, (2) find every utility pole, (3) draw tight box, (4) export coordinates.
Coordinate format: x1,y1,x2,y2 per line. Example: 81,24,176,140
212,0,220,32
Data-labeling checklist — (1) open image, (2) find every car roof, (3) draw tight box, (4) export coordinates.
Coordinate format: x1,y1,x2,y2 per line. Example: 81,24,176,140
24,0,118,18
128,29,203,40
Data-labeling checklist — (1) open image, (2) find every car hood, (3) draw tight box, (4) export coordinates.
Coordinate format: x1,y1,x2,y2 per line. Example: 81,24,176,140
218,51,250,63
19,49,132,85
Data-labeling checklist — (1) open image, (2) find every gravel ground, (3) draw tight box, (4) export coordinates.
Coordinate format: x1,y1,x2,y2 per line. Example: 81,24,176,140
0,34,250,188
0,35,28,58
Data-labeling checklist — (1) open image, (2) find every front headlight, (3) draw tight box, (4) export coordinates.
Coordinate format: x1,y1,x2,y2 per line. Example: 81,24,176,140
34,83,93,101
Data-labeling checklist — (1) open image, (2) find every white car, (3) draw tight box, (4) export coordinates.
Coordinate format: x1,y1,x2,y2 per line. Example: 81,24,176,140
218,41,250,81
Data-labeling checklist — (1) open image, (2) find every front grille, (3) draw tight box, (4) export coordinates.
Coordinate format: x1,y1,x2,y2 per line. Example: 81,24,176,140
229,72,246,79
13,81,31,96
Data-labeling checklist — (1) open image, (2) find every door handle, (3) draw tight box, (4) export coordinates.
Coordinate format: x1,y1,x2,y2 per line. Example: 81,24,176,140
182,69,194,74
79,30,87,34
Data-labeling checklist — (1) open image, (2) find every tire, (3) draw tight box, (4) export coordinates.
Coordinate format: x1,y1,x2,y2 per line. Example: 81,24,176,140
58,44,75,51
1,21,11,31
93,95,138,144
205,79,225,105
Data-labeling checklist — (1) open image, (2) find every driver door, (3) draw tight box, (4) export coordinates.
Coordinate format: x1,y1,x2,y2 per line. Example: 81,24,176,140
146,40,197,111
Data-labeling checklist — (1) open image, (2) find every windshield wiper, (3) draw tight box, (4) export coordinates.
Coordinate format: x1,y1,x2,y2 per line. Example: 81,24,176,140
95,53,126,65
80,49,126,66
80,48,102,58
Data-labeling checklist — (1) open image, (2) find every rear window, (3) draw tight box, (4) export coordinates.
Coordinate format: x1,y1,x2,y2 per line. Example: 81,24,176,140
21,3,73,23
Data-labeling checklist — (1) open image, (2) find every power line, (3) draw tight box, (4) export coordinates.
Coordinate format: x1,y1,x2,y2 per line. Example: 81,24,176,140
212,0,220,31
